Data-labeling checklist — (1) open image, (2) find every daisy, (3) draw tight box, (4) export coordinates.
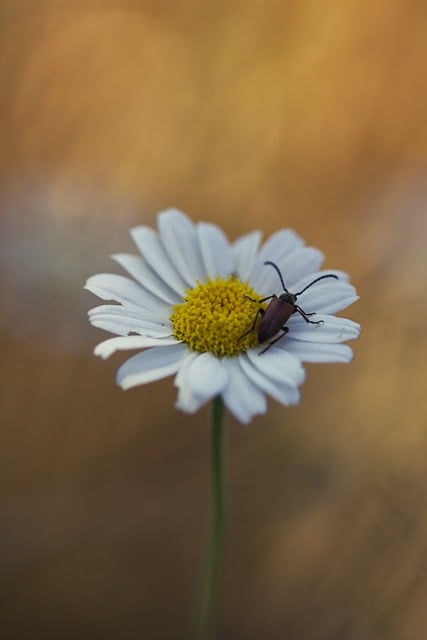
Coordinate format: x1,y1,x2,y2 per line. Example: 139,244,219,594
85,208,360,637
85,208,360,424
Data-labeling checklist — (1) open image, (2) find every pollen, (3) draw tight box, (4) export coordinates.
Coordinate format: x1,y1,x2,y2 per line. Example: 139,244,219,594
170,276,266,357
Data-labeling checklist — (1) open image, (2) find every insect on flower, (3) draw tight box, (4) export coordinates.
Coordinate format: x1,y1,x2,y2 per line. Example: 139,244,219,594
86,208,360,422
242,261,339,354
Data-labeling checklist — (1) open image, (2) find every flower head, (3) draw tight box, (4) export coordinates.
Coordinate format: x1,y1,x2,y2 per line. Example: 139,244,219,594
85,209,360,423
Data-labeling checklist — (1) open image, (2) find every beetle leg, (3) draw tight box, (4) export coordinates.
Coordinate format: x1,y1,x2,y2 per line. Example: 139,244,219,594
239,307,265,340
244,294,276,304
294,305,324,325
258,294,276,304
259,327,289,355
240,294,276,340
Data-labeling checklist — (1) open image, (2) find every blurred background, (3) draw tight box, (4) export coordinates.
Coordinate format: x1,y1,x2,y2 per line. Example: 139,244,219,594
1,1,427,638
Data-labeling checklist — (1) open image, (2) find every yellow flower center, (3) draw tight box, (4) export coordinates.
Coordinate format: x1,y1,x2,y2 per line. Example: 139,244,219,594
170,276,266,357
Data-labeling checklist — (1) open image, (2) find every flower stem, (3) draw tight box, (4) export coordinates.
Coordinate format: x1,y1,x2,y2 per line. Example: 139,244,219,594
194,396,227,640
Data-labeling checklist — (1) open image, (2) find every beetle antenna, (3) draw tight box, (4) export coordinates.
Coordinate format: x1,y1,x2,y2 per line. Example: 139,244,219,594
263,261,289,292
295,274,338,296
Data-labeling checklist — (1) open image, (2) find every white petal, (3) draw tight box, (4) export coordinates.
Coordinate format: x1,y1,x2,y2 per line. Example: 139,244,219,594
255,248,325,297
287,315,361,343
91,318,164,337
197,223,233,278
117,343,188,390
95,335,179,359
292,269,350,294
85,273,149,307
158,208,206,286
246,346,306,386
88,304,173,338
173,352,200,412
232,231,262,280
174,352,229,413
84,273,171,320
282,340,354,363
112,253,180,304
249,229,305,290
298,282,359,314
85,274,172,322
221,358,267,423
321,295,359,315
130,226,188,295
256,229,304,264
239,354,301,405
277,247,325,290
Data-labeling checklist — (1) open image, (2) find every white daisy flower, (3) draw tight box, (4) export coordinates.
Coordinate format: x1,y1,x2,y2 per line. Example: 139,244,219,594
85,208,360,423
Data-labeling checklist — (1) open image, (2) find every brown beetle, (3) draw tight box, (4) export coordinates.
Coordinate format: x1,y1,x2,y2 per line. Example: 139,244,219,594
242,260,338,354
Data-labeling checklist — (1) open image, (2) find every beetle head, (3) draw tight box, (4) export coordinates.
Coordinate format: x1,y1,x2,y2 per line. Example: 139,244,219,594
279,292,297,305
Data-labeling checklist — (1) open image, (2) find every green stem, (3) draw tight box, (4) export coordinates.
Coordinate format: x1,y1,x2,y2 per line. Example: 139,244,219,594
194,396,227,640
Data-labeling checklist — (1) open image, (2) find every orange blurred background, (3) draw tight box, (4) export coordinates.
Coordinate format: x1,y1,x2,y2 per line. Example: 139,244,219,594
1,2,427,639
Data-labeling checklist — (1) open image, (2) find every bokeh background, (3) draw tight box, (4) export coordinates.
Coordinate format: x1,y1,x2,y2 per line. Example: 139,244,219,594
1,2,427,639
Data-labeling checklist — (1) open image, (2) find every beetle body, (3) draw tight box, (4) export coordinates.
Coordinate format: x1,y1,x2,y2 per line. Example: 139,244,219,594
242,261,338,354
257,293,296,343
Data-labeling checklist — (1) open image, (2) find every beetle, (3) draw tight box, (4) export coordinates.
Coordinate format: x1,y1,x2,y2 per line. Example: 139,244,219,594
242,260,338,354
